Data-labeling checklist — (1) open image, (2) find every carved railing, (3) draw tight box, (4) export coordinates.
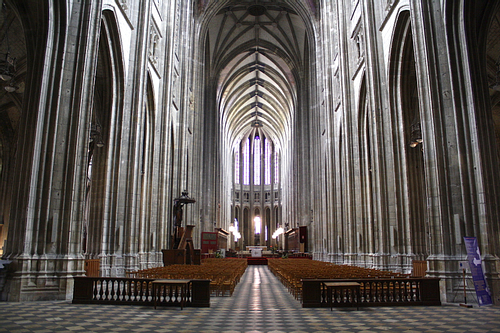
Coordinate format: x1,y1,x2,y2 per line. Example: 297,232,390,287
73,277,210,307
302,278,441,308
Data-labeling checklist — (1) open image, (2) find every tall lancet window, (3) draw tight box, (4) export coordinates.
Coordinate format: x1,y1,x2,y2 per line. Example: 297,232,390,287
234,147,240,184
243,138,250,185
254,136,261,185
264,139,271,185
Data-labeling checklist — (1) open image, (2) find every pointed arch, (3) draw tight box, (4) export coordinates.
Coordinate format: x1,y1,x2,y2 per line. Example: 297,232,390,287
0,1,28,257
357,74,374,255
85,10,125,268
388,9,427,258
137,72,156,267
193,1,319,248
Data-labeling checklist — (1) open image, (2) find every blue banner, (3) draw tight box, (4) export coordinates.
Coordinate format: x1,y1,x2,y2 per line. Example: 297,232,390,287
463,237,493,306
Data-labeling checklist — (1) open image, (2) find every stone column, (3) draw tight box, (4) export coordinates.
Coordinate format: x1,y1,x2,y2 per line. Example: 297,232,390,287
3,0,102,301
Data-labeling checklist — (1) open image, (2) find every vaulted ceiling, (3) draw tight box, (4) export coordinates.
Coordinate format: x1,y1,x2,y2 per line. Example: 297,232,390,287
205,0,309,151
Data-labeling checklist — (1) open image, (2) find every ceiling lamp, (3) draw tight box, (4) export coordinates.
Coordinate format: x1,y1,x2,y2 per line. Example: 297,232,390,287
0,72,12,82
4,82,17,92
229,219,241,241
272,227,284,239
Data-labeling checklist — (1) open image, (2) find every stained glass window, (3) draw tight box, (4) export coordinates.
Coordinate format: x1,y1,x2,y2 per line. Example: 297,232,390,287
264,139,271,184
243,138,250,185
254,137,261,185
234,147,240,184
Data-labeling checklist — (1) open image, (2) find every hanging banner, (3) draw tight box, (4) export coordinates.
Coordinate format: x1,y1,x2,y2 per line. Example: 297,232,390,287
463,237,493,306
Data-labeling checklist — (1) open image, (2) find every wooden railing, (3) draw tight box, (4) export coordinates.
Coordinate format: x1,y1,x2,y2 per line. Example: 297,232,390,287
302,278,441,308
73,277,210,307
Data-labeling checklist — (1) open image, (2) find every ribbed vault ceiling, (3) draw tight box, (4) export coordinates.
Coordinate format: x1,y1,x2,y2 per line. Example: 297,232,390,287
206,0,307,150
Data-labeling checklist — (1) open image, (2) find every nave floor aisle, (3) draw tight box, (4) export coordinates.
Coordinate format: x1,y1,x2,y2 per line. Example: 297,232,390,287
1,265,500,332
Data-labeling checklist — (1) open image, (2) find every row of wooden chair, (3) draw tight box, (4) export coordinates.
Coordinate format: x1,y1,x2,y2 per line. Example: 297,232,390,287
268,259,405,300
126,258,247,296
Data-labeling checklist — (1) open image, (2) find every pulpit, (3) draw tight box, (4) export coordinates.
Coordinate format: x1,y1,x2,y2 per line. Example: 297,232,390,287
162,192,200,265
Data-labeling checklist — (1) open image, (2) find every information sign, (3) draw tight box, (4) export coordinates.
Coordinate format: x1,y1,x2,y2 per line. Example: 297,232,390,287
463,237,493,306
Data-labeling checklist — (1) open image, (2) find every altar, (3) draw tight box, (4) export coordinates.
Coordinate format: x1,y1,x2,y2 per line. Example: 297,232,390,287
246,246,267,257
245,246,267,251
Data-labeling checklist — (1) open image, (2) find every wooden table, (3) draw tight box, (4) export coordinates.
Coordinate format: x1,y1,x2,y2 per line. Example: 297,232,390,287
152,279,191,309
322,281,361,310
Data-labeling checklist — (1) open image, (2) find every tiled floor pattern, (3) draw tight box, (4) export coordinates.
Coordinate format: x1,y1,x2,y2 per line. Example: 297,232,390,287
1,265,500,332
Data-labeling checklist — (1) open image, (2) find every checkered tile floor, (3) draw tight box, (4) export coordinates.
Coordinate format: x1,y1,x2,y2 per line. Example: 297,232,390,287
1,265,500,332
